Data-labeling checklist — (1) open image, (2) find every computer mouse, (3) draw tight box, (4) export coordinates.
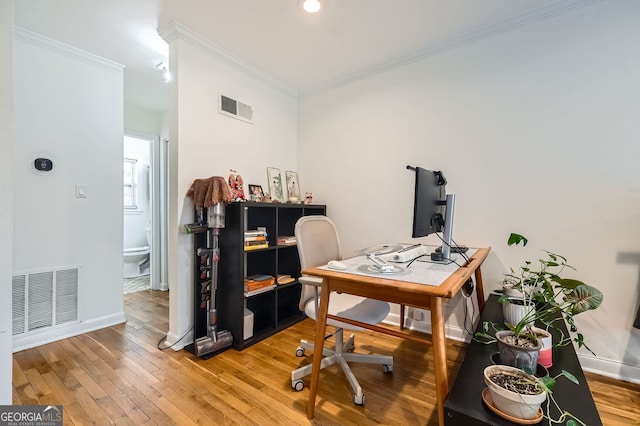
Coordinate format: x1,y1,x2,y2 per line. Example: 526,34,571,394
327,260,347,270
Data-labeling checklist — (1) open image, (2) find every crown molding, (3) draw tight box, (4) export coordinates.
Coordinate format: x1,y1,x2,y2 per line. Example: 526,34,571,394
158,20,298,99
12,26,124,72
300,0,602,98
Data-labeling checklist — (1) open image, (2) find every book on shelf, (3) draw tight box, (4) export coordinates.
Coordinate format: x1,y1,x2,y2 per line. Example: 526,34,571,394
244,284,276,297
244,229,267,237
245,235,267,242
244,274,276,291
244,239,269,250
244,243,269,251
277,236,296,245
277,274,295,285
245,273,274,282
245,281,275,292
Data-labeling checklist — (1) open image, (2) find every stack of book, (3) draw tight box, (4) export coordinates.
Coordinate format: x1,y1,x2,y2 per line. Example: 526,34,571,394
244,274,276,296
244,229,268,251
277,235,296,246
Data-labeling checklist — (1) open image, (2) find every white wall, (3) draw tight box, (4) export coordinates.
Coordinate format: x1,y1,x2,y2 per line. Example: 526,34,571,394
0,0,14,404
160,23,298,347
125,103,164,137
298,0,640,382
12,28,126,350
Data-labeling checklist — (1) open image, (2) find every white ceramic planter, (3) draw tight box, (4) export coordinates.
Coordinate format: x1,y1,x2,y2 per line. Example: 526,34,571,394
484,365,547,420
502,283,524,299
502,298,535,327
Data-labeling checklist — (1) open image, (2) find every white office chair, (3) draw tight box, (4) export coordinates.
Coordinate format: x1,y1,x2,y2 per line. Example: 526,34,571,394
291,215,393,405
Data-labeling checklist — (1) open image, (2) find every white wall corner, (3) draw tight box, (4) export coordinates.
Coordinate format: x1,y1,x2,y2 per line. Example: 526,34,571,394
13,25,125,72
299,0,603,97
157,20,297,99
0,0,13,405
163,327,193,351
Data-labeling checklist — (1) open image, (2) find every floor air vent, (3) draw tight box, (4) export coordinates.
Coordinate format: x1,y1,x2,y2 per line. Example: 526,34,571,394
12,267,79,336
219,94,254,124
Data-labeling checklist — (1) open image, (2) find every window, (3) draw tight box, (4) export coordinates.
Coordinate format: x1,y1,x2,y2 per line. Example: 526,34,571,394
123,158,137,209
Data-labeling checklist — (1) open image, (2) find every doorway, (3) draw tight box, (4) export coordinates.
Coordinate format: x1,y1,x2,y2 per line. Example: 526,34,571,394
123,131,165,293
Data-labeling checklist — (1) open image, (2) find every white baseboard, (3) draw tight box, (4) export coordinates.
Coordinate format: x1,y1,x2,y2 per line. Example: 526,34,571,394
13,312,126,352
384,313,471,343
164,328,193,351
579,354,640,384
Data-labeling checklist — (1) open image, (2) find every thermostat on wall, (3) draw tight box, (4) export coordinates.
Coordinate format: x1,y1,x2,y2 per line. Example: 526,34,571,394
34,158,53,172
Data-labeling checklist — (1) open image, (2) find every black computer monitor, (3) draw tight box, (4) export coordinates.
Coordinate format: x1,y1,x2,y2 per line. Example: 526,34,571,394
409,166,456,262
411,167,446,238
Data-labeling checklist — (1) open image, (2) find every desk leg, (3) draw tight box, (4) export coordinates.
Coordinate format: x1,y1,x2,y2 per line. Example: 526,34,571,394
474,266,486,312
431,297,447,426
307,283,330,419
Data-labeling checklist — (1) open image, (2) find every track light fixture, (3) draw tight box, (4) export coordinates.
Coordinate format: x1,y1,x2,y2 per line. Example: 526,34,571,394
156,61,171,83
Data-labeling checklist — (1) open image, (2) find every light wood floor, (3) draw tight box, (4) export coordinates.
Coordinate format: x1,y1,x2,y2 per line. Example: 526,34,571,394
13,290,640,425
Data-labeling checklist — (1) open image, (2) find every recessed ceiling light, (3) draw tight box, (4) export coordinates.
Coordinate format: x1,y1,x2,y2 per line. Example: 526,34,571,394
302,0,321,13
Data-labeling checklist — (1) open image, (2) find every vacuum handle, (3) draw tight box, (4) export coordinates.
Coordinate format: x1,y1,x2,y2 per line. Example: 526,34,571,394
207,230,221,340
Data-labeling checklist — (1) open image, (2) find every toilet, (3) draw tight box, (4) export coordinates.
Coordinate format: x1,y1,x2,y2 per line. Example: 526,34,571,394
123,227,150,278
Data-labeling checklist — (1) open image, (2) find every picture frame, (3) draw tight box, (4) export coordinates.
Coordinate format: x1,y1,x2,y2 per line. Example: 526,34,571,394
285,171,301,203
267,167,284,202
248,184,264,201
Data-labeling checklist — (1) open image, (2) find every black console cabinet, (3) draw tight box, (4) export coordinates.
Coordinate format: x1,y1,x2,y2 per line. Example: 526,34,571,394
216,202,326,350
444,294,602,425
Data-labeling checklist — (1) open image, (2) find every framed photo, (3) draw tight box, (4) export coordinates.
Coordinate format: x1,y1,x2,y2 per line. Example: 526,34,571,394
248,184,264,201
267,167,284,202
285,171,301,203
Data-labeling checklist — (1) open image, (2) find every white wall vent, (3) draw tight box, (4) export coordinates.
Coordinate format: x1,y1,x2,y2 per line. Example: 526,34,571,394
219,94,254,124
12,267,79,336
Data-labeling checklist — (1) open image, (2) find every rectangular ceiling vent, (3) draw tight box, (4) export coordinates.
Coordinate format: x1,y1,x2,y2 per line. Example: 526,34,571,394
12,267,79,336
219,94,254,124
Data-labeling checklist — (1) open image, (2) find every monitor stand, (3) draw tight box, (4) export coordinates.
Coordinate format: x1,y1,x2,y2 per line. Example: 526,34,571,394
419,194,457,265
440,193,455,262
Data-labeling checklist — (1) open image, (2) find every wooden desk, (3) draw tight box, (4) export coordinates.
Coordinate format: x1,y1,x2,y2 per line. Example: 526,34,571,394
302,247,491,426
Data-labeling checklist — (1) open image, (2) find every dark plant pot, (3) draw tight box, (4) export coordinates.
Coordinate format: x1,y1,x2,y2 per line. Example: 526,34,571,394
490,352,549,378
495,330,541,372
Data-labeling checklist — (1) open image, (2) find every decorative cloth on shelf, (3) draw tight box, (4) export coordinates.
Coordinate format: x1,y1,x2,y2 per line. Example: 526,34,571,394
186,176,232,208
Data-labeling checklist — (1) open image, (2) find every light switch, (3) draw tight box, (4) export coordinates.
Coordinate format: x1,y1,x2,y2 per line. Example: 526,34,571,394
76,185,87,198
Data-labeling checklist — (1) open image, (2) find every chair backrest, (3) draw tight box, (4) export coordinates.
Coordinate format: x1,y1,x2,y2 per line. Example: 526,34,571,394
294,215,342,311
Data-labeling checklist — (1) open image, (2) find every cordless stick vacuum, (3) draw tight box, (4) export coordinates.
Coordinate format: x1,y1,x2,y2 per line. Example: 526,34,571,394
195,203,233,358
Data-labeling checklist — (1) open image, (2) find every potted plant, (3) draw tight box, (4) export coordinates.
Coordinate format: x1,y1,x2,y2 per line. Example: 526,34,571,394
484,364,588,425
476,233,604,369
501,233,603,354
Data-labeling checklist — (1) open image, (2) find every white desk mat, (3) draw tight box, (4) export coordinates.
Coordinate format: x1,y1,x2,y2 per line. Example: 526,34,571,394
317,248,476,287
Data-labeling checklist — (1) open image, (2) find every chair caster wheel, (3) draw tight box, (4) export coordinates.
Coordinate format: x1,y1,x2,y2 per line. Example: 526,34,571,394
292,380,304,391
354,393,365,405
383,364,393,373
295,347,305,357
